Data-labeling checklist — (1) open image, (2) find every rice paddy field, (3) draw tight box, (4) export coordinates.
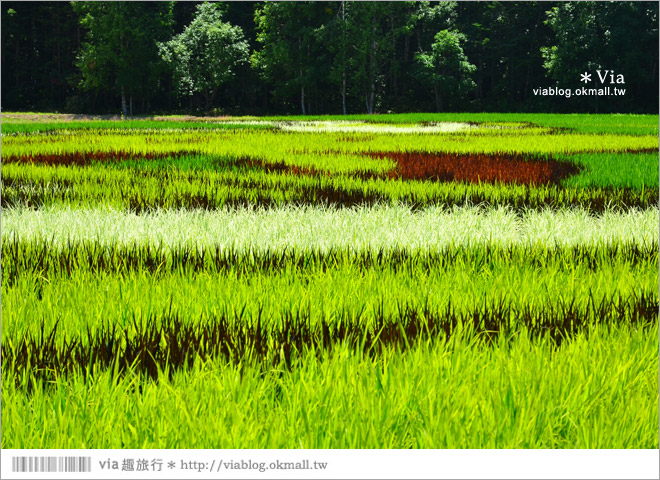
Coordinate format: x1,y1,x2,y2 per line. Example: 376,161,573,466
1,112,659,449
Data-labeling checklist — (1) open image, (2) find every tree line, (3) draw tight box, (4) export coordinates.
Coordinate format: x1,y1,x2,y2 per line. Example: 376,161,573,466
2,1,658,115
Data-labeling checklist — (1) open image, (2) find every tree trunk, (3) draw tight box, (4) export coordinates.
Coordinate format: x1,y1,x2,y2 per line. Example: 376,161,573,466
524,5,543,100
403,35,409,63
342,74,347,115
129,95,133,116
476,54,483,101
365,87,375,114
341,1,347,115
119,31,127,117
301,72,306,115
367,32,377,114
434,83,442,112
205,91,215,112
121,86,128,117
369,83,375,114
57,38,61,78
307,43,313,115
15,39,19,91
299,34,306,115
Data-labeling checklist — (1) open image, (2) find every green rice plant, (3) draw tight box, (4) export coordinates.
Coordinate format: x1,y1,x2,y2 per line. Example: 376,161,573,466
2,118,657,214
2,321,657,449
3,238,656,340
2,126,657,160
3,237,656,282
10,112,654,135
0,120,274,135
560,152,659,189
2,162,658,211
2,113,657,451
4,112,657,135
4,292,657,384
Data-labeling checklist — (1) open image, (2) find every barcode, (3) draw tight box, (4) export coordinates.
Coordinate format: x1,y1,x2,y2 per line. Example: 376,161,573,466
11,456,92,473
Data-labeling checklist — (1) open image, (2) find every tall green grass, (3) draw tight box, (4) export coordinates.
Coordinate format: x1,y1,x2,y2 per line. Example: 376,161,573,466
561,152,659,189
2,163,657,211
3,121,656,213
3,112,658,135
0,120,274,135
3,322,657,449
3,235,657,339
2,114,657,450
2,128,657,158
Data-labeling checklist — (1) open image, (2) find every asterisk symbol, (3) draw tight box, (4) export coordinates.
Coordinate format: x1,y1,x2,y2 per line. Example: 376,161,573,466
168,461,176,469
580,72,591,83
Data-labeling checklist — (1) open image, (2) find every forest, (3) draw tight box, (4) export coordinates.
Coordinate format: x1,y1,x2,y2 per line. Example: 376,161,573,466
1,1,658,115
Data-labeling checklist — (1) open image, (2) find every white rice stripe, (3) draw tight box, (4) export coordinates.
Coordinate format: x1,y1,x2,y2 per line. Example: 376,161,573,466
277,121,479,134
1,204,657,251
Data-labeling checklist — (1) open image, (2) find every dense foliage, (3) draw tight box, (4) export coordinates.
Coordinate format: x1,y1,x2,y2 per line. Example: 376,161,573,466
2,1,658,114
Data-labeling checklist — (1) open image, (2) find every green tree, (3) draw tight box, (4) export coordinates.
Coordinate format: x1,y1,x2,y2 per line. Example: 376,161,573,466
542,1,658,112
2,2,82,111
346,2,390,114
3,1,656,114
338,2,435,114
160,2,249,111
415,29,475,111
401,1,457,111
326,1,352,114
541,2,601,89
457,2,552,110
253,2,331,115
74,1,173,116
